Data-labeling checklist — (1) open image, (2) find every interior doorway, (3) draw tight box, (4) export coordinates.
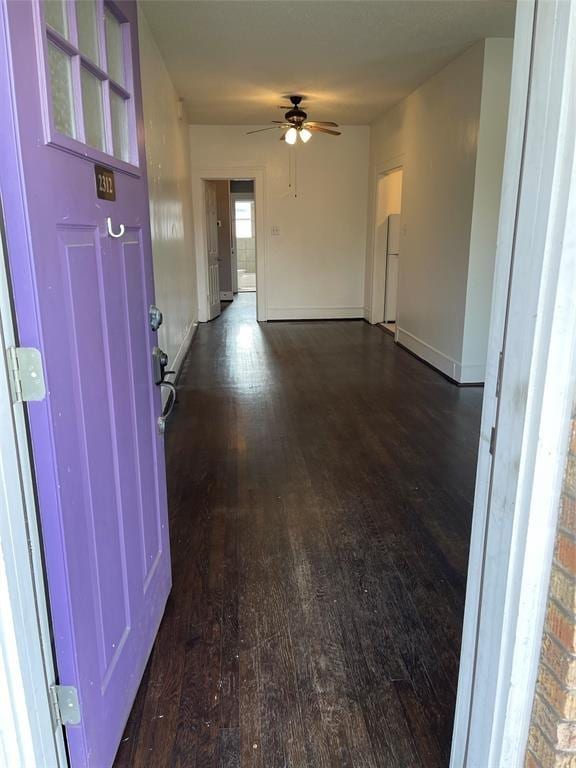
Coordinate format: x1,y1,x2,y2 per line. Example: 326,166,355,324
373,167,403,334
201,178,258,321
192,168,265,323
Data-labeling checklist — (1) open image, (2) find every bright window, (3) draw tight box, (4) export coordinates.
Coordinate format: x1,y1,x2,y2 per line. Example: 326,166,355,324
235,200,254,239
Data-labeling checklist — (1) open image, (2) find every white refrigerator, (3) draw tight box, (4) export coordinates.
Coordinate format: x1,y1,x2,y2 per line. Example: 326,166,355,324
384,213,401,322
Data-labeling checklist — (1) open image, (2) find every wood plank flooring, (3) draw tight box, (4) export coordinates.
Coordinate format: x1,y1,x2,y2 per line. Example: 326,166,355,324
113,293,483,768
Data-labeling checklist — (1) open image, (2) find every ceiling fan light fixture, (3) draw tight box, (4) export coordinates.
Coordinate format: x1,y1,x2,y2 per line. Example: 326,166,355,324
285,127,298,145
299,128,312,143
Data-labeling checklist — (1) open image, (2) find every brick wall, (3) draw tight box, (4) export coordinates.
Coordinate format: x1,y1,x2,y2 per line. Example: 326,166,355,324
526,418,576,768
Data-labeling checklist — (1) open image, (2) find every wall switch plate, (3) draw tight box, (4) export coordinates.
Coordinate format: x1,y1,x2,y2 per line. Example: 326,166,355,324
271,225,280,236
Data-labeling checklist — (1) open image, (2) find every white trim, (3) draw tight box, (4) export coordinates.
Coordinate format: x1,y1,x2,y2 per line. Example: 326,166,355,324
267,306,364,321
0,225,66,766
191,167,267,322
172,321,197,376
450,0,535,759
396,327,485,384
161,321,198,408
219,291,234,301
452,0,576,765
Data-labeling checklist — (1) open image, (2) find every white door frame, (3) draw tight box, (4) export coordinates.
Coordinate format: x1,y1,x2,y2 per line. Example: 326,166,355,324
3,1,575,762
191,167,267,321
366,155,404,325
0,225,67,767
451,0,576,765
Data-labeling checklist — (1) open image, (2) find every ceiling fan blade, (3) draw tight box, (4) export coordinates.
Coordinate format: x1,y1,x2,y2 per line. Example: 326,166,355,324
279,130,287,141
305,121,339,127
307,126,341,136
271,120,290,125
246,126,280,134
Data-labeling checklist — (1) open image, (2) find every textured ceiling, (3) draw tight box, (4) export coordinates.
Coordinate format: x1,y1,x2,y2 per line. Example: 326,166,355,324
142,0,515,125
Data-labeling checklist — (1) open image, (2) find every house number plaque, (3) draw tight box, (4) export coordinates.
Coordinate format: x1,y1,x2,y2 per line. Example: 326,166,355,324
94,165,116,201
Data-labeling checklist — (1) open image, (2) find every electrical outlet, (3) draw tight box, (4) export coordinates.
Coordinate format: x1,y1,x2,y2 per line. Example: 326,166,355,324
271,225,280,236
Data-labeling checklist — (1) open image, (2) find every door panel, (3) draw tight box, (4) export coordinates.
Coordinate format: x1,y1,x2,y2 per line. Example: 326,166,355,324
0,2,171,766
205,181,221,320
120,232,164,583
62,227,132,677
384,254,399,322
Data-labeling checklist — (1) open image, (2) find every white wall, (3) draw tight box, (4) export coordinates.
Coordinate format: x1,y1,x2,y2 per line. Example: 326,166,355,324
463,39,513,375
138,10,198,371
367,39,513,383
189,126,370,320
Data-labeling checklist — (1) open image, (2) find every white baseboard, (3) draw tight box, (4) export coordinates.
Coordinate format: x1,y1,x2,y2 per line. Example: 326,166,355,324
396,327,485,384
172,321,198,378
161,321,198,408
267,306,364,321
220,291,234,301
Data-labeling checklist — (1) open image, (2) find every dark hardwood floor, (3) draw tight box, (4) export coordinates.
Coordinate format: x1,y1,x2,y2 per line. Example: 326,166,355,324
113,293,483,768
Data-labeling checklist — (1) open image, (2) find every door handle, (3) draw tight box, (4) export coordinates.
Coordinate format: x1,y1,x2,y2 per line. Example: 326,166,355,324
157,381,176,434
106,217,125,238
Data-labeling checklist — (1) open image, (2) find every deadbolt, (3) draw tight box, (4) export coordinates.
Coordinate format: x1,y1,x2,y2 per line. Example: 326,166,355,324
149,304,163,332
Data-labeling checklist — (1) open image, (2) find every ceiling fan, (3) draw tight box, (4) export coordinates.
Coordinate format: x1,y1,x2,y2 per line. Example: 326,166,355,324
246,95,341,144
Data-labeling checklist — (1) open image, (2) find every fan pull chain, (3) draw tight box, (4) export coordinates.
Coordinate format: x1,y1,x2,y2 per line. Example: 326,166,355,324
288,146,298,199
293,146,298,198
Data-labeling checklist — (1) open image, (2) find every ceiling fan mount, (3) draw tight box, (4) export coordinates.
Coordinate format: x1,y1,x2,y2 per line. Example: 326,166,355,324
282,95,307,125
247,95,341,143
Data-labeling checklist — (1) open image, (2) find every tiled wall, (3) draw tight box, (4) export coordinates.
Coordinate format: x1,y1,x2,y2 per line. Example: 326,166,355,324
526,415,576,767
237,237,256,273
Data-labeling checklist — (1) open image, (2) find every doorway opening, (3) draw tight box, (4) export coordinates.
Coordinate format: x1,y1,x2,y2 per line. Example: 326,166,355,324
201,178,258,322
373,167,403,335
230,180,256,293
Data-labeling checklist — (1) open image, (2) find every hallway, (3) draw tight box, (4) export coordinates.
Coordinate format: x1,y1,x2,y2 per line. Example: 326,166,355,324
114,293,483,767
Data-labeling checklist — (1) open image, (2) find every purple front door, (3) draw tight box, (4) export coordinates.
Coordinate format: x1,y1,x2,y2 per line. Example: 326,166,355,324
0,1,171,766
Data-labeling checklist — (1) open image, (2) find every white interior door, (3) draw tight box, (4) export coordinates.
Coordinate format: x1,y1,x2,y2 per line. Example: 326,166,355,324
205,182,221,320
384,254,399,321
384,214,401,322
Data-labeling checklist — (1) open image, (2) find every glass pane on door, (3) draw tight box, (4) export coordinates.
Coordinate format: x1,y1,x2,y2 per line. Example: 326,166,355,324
76,0,100,65
45,0,68,38
47,43,76,138
110,90,130,161
105,9,125,85
81,68,106,151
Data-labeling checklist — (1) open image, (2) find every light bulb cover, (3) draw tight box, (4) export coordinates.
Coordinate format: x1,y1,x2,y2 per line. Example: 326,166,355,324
285,127,298,145
299,128,312,143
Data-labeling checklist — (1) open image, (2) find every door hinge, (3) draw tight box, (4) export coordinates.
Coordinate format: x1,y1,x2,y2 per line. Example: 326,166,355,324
489,426,497,456
48,684,81,728
6,346,46,404
495,350,504,398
